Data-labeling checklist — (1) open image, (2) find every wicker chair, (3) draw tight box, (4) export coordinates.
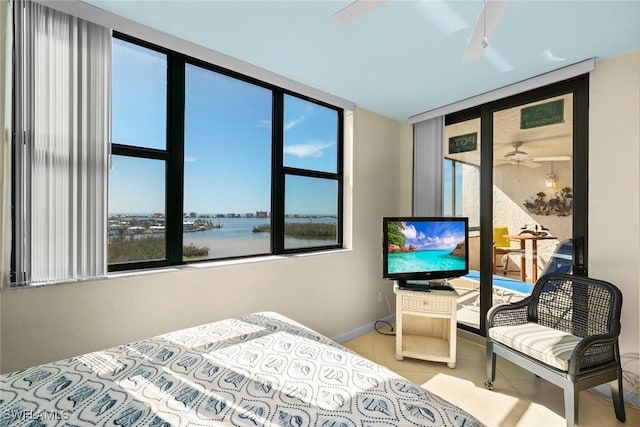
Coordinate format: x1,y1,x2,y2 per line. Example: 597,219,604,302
485,273,625,427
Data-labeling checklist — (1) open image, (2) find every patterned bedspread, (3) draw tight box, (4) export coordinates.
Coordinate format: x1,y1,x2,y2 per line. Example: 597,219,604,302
0,312,482,426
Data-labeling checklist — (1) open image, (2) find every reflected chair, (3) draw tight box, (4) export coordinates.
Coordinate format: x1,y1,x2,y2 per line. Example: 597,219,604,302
492,226,521,275
463,239,574,305
485,273,626,427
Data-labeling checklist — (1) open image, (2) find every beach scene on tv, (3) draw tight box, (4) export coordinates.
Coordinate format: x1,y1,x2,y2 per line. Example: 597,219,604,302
387,220,467,274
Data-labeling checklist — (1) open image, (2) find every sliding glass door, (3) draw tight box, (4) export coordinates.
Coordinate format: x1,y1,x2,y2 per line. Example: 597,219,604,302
444,76,588,334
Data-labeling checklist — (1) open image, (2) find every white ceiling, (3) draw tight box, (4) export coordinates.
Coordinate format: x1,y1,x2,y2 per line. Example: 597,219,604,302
83,0,640,120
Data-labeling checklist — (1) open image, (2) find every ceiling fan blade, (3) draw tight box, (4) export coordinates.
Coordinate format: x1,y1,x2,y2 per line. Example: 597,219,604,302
521,161,542,168
333,0,389,25
504,149,528,161
531,156,571,162
506,159,541,168
462,0,512,63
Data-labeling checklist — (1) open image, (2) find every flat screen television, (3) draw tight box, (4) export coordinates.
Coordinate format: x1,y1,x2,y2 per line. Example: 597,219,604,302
383,216,469,290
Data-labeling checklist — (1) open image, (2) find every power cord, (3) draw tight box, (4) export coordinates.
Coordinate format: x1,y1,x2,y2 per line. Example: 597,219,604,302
374,319,395,336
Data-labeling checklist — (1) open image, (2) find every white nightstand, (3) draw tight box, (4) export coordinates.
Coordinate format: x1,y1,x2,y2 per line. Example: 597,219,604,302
394,286,458,368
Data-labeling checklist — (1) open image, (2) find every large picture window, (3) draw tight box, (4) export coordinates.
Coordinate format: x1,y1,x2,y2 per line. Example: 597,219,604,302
107,35,343,272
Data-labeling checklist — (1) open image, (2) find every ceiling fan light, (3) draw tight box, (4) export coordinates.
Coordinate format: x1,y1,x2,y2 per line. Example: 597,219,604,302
545,174,557,189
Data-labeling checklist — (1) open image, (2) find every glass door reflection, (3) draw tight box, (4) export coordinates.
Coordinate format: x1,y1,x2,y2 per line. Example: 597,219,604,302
443,118,481,330
491,94,574,308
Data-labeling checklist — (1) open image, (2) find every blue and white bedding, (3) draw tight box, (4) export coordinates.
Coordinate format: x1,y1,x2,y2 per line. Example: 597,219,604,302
0,312,482,426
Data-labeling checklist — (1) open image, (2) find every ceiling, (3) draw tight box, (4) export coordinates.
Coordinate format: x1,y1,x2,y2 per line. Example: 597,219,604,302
82,0,640,120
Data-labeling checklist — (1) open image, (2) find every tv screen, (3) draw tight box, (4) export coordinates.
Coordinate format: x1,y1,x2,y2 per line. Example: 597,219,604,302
383,217,469,288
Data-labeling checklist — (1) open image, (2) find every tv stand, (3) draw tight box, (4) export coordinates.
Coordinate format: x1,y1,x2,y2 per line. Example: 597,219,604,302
394,284,457,368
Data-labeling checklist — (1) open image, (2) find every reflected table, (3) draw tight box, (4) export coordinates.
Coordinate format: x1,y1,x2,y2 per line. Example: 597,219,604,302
506,234,558,283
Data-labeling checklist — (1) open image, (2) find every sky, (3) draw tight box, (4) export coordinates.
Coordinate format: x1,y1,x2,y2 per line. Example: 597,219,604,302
109,38,338,216
401,220,466,250
443,160,463,216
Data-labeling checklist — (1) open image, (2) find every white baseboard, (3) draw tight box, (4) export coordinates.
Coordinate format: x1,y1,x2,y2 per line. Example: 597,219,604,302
332,314,396,344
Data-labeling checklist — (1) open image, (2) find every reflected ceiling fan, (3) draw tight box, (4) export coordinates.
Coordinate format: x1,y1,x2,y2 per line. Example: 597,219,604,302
497,142,571,168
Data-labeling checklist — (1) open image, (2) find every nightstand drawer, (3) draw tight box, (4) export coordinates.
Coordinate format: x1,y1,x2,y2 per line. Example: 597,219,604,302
402,295,452,314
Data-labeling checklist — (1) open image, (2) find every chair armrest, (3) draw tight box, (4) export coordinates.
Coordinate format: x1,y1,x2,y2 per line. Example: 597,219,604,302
568,333,620,377
487,297,532,328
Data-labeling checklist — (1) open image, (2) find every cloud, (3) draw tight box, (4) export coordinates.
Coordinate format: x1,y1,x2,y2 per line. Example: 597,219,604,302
184,156,198,163
403,224,417,239
257,119,271,129
284,116,305,131
284,140,335,158
259,114,305,132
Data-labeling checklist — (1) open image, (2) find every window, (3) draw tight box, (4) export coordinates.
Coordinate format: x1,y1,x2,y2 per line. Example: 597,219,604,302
112,38,167,150
281,95,341,251
183,63,272,260
107,35,343,272
108,156,167,263
109,39,168,266
443,160,460,216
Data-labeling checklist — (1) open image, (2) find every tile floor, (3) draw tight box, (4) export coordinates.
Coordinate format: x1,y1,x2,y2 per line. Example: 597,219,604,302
342,326,639,427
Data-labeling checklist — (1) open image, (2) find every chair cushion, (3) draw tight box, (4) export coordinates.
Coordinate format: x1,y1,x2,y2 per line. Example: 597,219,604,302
489,322,582,371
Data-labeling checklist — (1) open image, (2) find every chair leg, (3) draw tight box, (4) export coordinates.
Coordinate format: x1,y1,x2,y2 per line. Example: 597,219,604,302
563,385,578,427
611,369,626,422
493,250,498,275
485,342,496,390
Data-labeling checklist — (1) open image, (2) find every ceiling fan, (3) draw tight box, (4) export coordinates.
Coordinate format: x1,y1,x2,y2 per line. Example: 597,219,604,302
498,142,571,167
333,1,510,62
463,0,512,62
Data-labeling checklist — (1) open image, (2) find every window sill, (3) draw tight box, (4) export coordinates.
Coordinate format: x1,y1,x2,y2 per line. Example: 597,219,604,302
2,248,352,291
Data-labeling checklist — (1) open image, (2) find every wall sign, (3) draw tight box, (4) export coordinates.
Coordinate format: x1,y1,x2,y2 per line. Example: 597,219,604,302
520,99,564,129
448,132,477,154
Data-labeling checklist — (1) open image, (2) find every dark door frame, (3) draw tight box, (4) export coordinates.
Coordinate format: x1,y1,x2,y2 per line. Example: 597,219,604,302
446,74,589,335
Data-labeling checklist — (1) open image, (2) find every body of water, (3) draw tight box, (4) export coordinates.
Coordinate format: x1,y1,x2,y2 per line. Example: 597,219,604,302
184,217,337,259
388,249,465,274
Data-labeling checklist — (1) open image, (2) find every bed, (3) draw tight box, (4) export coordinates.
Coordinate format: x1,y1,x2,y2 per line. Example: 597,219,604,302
0,312,482,426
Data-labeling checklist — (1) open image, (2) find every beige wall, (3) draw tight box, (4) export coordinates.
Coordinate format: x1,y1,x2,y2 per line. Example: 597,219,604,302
0,107,412,372
589,49,640,402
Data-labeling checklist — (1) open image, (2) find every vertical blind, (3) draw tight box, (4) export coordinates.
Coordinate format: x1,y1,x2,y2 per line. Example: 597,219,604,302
0,0,12,288
12,0,110,285
413,116,444,216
